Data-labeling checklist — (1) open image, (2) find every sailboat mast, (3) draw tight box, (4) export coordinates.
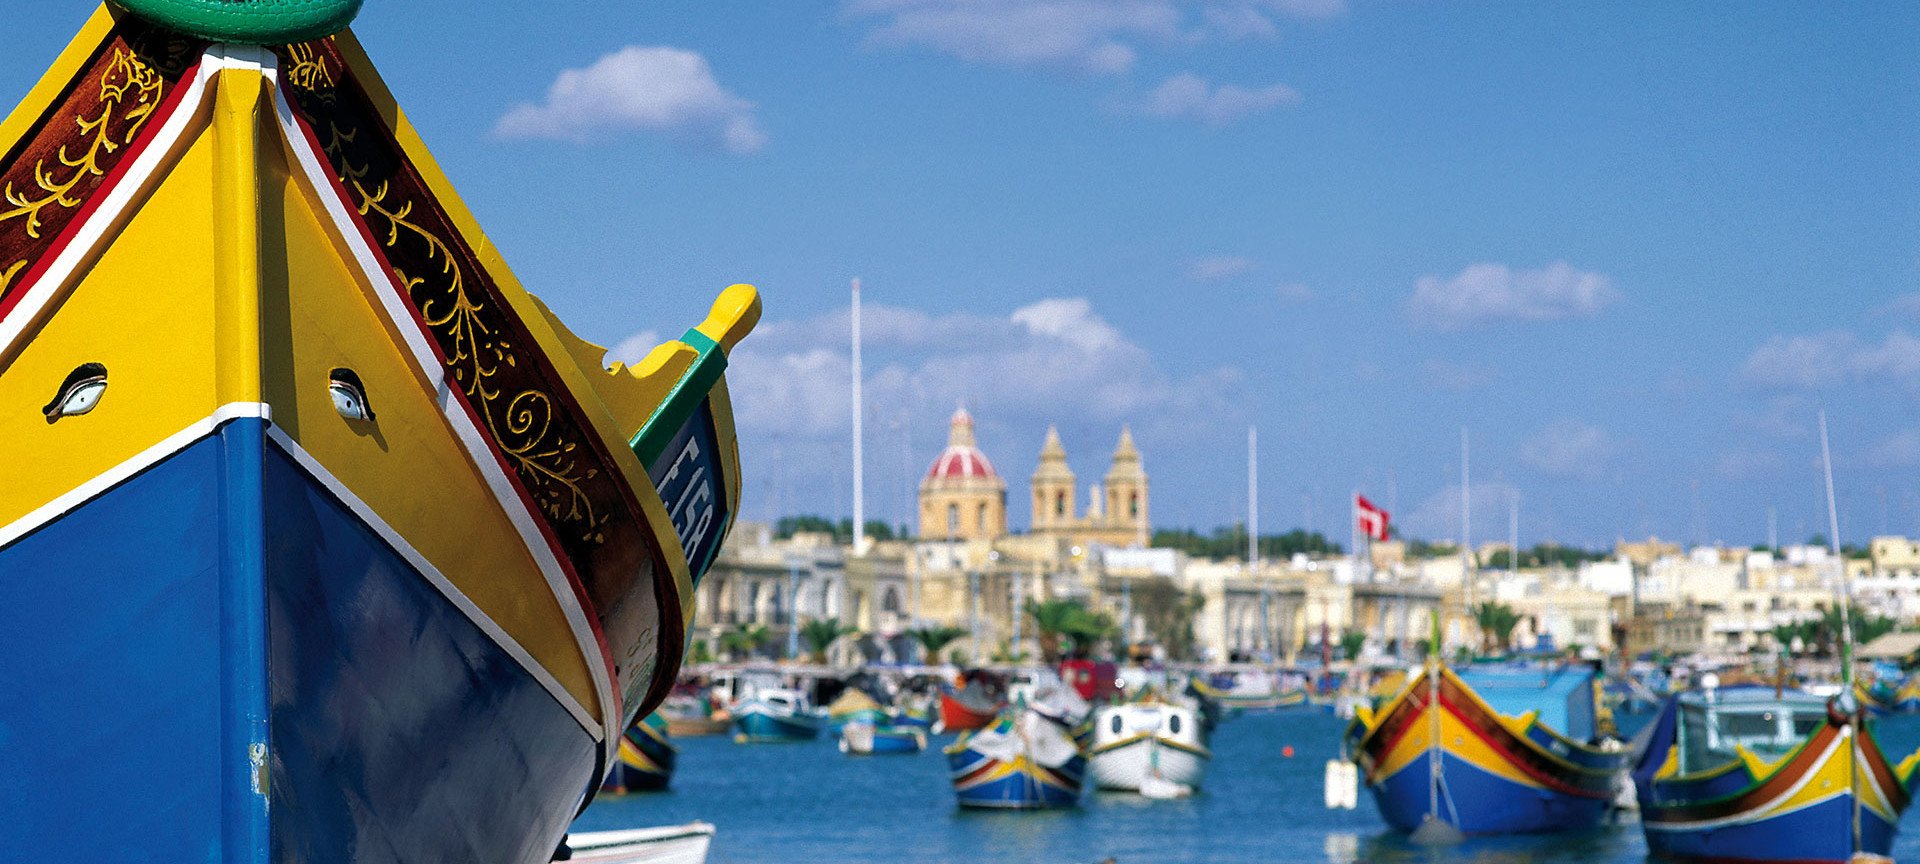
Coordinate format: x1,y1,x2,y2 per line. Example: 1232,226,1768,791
1461,428,1473,650
851,279,866,556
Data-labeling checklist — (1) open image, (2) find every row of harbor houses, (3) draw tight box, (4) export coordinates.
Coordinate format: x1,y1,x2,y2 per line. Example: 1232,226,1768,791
688,409,1920,665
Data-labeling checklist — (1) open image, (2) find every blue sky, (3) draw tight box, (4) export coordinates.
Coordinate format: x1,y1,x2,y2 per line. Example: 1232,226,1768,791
11,2,1919,548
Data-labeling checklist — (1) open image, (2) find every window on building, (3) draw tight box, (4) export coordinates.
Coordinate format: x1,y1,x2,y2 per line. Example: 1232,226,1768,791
1129,493,1139,517
978,503,989,532
947,504,958,537
1055,492,1066,517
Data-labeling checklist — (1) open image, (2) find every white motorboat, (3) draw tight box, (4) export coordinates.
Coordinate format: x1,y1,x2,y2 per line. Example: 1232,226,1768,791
1086,698,1210,793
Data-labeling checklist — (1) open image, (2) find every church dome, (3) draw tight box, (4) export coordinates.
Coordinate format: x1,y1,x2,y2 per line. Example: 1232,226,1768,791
925,408,1000,481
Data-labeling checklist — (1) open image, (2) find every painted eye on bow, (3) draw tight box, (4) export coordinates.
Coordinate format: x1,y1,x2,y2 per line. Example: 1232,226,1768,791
328,368,374,422
43,362,107,423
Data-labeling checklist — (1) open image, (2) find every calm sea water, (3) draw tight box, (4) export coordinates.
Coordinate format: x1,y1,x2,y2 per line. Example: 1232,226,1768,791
574,710,1920,864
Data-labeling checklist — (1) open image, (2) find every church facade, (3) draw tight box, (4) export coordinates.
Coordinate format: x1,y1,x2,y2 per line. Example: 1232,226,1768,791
917,408,1150,547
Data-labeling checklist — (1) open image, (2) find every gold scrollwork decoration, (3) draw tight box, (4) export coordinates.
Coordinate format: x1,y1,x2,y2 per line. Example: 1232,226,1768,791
285,48,610,546
0,49,164,241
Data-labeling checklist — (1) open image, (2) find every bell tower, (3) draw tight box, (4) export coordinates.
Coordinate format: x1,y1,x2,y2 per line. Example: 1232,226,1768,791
1103,426,1149,544
1030,426,1076,534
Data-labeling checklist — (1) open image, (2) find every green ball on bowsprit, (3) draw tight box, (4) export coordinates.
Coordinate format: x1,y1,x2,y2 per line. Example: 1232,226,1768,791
111,0,366,45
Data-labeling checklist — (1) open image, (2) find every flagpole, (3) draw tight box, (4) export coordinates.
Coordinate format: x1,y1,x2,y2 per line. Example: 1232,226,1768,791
1461,428,1473,654
851,279,866,557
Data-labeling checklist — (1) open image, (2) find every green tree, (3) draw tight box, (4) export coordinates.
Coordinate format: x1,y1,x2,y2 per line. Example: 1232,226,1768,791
1473,602,1523,653
1339,629,1368,661
906,625,968,663
719,624,768,660
773,515,906,544
1130,576,1206,660
688,639,714,665
799,618,858,665
1025,599,1119,662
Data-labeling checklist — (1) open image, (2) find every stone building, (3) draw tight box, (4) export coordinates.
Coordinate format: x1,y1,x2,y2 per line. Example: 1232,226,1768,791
1028,425,1151,549
917,408,1006,542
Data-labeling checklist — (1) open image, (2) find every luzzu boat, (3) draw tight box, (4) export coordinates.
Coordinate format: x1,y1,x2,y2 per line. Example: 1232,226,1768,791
939,670,1008,733
602,713,677,794
840,720,928,755
1188,671,1306,714
825,687,889,735
1897,673,1920,713
1346,661,1626,835
1632,686,1920,863
946,706,1087,809
0,3,756,860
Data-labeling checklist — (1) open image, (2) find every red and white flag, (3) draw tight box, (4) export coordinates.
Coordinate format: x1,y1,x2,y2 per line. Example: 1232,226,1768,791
1355,494,1390,542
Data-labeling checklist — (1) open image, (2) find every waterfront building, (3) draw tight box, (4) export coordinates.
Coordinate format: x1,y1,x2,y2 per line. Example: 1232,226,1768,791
918,408,1007,542
1028,425,1152,549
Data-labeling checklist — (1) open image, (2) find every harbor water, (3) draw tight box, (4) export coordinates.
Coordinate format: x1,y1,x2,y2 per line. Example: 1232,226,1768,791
575,709,1920,863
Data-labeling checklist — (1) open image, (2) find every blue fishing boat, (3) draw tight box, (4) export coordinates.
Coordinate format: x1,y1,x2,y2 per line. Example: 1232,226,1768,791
0,4,756,861
1632,686,1920,863
946,707,1087,809
602,713,677,793
733,689,822,742
1346,659,1626,836
825,687,890,735
840,721,928,755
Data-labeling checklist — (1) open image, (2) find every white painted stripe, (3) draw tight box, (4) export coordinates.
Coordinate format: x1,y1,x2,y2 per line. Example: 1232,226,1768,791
0,402,271,550
264,426,601,740
265,63,620,751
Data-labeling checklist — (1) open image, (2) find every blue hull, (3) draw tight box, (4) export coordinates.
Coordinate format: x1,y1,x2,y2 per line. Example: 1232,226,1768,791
0,419,598,863
867,732,924,754
735,711,820,741
947,749,1085,809
1645,794,1897,863
1369,750,1610,835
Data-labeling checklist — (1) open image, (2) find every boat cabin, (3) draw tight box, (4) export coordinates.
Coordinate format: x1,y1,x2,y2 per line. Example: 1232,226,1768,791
1674,688,1828,774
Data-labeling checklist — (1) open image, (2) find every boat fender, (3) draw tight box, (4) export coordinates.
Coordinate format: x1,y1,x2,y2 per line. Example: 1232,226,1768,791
109,0,365,44
1323,759,1358,810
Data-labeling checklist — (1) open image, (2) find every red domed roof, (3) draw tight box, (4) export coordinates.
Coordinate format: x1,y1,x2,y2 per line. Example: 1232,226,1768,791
924,407,1000,481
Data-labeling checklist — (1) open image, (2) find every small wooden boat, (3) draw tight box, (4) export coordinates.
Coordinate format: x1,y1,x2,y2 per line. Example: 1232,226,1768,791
892,702,936,730
1346,661,1626,835
825,687,889,735
0,5,756,861
946,706,1086,809
840,721,928,755
564,822,714,864
1632,686,1920,863
664,711,732,738
1188,673,1306,715
732,689,821,742
1087,695,1210,794
602,713,676,794
938,670,1008,733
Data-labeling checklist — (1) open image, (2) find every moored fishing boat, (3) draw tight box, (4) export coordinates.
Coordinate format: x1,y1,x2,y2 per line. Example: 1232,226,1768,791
732,689,822,742
603,713,677,794
1189,670,1305,715
1631,685,1919,863
1897,673,1920,713
1086,693,1210,794
946,705,1086,809
0,4,756,861
840,720,928,755
1345,660,1626,835
938,668,1008,733
825,687,889,735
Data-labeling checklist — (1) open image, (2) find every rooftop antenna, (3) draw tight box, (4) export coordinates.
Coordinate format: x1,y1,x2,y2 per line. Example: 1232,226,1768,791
851,279,867,556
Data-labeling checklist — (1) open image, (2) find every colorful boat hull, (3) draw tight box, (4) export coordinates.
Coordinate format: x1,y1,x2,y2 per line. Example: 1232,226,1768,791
0,7,756,861
1632,695,1919,863
732,701,822,742
1346,665,1624,835
946,710,1086,809
840,723,928,755
938,689,1004,733
603,714,677,793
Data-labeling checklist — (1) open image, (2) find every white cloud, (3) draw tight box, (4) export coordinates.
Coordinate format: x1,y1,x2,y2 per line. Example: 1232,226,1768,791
1520,419,1619,480
1740,329,1920,391
1134,73,1299,126
1407,262,1620,330
691,296,1246,521
1714,449,1787,481
1401,481,1519,544
844,0,1341,75
495,46,766,153
1189,255,1257,281
607,329,661,367
1275,282,1313,304
1886,294,1920,321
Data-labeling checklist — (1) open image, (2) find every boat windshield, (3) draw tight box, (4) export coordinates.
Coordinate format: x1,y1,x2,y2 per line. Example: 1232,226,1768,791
1677,695,1824,774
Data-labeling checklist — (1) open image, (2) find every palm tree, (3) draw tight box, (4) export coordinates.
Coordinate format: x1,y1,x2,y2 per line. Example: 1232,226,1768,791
1061,608,1117,660
1339,629,1368,661
719,624,768,661
1473,602,1522,653
906,625,968,664
1026,599,1085,664
799,618,858,665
